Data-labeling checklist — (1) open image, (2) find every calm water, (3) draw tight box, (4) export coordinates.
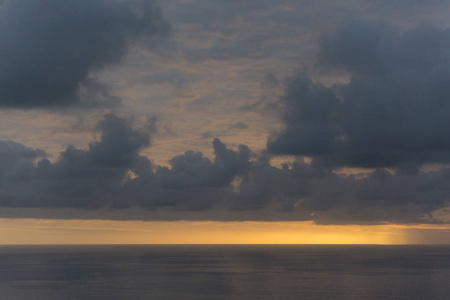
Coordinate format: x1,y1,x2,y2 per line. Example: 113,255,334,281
0,245,449,299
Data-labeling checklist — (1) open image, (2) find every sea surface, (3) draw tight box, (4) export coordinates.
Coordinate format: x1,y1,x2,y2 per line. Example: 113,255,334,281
0,245,449,299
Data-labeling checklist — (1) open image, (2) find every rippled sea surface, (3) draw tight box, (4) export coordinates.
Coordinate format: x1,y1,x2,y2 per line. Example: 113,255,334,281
1,245,450,299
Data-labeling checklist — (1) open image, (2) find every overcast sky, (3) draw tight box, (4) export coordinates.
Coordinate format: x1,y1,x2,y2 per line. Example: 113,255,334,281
2,0,450,226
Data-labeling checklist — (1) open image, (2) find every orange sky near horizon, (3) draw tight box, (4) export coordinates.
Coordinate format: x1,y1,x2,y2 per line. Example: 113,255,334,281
1,219,449,245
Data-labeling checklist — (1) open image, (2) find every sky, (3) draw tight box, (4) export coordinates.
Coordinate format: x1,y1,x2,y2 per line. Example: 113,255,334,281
1,0,450,244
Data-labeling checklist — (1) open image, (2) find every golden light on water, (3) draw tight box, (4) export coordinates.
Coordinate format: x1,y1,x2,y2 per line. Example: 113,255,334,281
1,219,449,245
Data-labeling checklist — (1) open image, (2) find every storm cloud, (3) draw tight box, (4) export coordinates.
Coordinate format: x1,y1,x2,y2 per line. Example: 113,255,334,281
0,114,153,208
1,113,449,224
268,21,450,170
0,114,252,211
232,159,450,224
0,0,169,107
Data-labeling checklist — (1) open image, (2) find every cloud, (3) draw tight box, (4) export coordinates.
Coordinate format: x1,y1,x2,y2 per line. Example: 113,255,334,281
269,21,450,170
309,167,450,224
228,155,450,224
0,140,45,183
2,113,449,224
0,114,153,208
126,138,252,210
0,0,169,108
3,13,450,224
0,114,252,212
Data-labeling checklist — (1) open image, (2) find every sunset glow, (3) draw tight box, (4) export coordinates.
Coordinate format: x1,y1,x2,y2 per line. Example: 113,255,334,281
1,219,449,245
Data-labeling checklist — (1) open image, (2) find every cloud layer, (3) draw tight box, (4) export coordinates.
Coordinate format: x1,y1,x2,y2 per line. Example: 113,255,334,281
1,3,450,225
269,21,450,171
1,113,449,224
0,114,251,211
0,0,169,107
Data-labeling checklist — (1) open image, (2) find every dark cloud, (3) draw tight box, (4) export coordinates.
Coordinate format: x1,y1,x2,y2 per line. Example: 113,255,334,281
0,140,45,183
0,114,253,212
309,167,450,224
267,75,339,156
0,114,153,208
0,0,169,108
228,156,450,224
269,21,450,170
2,113,449,224
126,138,251,210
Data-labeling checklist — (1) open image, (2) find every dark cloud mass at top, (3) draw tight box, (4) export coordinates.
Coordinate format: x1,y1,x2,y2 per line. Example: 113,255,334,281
269,21,450,171
0,0,169,107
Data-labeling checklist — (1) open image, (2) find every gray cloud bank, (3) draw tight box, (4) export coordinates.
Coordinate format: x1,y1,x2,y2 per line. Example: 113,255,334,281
0,0,169,108
1,9,450,224
1,113,449,224
269,21,450,172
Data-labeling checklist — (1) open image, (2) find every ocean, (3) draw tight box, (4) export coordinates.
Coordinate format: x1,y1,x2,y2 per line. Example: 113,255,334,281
0,245,449,299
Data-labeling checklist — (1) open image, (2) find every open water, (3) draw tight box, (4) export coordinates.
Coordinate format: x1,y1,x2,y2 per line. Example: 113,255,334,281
0,245,449,299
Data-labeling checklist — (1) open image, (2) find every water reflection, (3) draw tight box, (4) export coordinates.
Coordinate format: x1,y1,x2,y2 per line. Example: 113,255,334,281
1,245,450,299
